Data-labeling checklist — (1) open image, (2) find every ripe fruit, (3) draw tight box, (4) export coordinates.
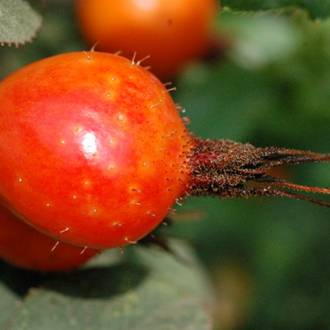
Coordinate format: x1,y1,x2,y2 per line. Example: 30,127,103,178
0,52,328,251
0,51,191,249
0,204,97,271
75,0,218,78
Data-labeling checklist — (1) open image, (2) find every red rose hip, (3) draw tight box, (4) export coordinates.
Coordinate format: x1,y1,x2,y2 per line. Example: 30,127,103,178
0,204,97,271
0,52,192,249
75,0,218,78
0,52,329,252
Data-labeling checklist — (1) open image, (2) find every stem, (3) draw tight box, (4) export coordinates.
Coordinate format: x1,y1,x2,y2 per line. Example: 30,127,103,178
188,138,330,207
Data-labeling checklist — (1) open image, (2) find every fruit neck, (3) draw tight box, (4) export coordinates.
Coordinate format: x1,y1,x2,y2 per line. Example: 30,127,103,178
187,137,330,207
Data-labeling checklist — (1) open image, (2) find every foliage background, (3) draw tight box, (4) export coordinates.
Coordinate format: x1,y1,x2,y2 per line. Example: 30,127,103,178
0,0,329,329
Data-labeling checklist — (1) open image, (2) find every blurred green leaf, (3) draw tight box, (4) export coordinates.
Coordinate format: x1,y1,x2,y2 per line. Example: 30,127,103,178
5,242,213,330
176,62,275,140
0,284,18,328
222,0,330,18
0,262,43,328
0,0,42,46
219,9,302,69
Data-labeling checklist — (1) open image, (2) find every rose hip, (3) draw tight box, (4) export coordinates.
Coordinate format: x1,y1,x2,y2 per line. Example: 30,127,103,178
0,204,98,271
0,52,328,250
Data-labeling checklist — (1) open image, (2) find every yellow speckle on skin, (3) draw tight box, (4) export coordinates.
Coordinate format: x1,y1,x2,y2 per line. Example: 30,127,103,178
82,179,92,189
105,91,115,101
59,139,66,145
72,194,78,200
17,177,24,184
130,199,141,206
117,112,127,123
146,210,156,217
129,185,141,193
90,207,98,215
139,159,155,176
104,78,118,101
73,125,84,135
107,75,120,90
106,162,117,174
108,137,117,147
45,202,52,208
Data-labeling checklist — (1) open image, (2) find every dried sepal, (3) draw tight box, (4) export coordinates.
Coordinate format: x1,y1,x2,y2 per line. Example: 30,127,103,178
189,138,330,207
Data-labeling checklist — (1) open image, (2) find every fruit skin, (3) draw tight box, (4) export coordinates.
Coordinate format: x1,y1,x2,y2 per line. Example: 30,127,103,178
75,0,218,78
0,204,97,271
0,52,191,249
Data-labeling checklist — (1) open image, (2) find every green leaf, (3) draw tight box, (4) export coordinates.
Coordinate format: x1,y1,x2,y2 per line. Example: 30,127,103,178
216,9,302,69
0,261,42,328
0,283,18,328
5,242,213,330
222,0,330,19
176,62,275,141
0,0,42,46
